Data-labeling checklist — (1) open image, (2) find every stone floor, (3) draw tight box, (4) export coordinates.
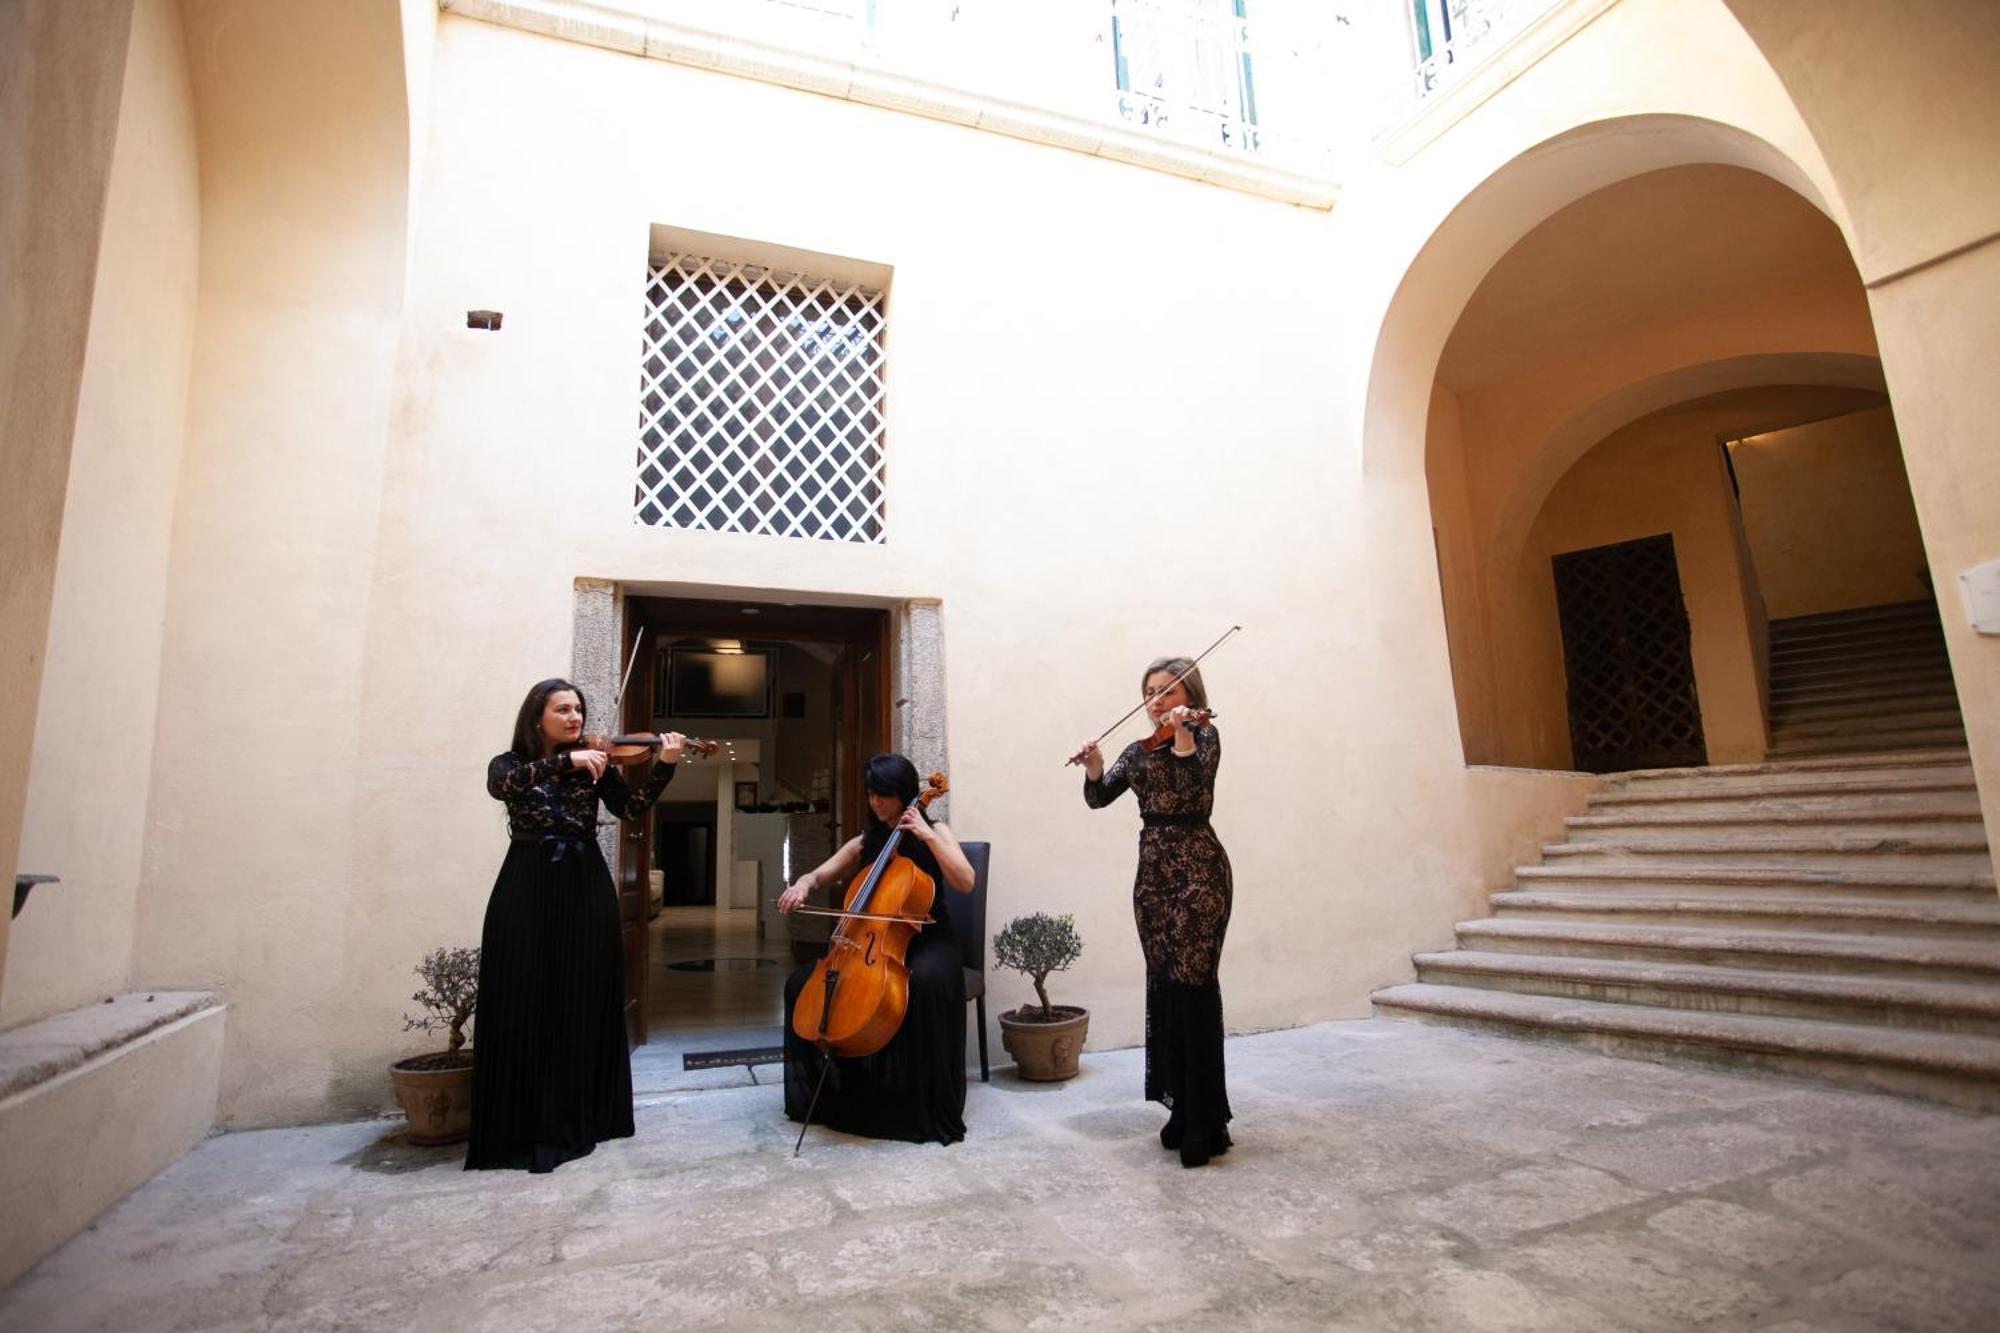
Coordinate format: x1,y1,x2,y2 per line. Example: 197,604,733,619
5,1021,1998,1332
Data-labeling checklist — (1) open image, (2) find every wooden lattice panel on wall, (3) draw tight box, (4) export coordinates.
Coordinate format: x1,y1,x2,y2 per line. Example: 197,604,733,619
637,253,887,544
1552,532,1707,773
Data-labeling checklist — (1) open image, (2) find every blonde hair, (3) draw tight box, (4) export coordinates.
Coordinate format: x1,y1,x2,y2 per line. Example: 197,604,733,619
1141,656,1208,711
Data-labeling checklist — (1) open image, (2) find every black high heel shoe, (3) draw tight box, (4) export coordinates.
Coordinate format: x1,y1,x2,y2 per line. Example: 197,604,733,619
1159,1110,1185,1150
1178,1128,1232,1169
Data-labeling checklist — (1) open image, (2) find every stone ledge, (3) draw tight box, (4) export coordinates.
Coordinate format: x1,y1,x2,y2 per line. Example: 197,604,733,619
0,992,220,1102
440,0,1339,208
0,996,225,1287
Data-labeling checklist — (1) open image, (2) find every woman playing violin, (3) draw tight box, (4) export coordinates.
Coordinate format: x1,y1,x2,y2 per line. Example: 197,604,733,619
777,753,976,1144
1073,656,1234,1167
467,678,686,1172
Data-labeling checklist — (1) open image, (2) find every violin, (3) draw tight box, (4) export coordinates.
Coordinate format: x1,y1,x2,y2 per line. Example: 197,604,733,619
580,733,722,765
791,772,949,1063
1065,624,1241,766
1139,708,1216,752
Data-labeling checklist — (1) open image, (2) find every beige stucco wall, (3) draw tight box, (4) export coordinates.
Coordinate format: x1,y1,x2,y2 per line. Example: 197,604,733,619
0,0,137,998
1731,405,1930,620
8,0,1995,1133
81,5,1602,1126
2,0,201,1030
128,0,414,1123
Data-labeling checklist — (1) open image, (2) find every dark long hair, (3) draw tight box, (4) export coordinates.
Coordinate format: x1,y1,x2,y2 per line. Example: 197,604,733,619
511,678,585,759
859,753,929,860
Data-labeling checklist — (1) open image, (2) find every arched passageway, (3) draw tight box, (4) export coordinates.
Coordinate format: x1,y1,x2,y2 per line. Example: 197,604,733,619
1372,135,1962,775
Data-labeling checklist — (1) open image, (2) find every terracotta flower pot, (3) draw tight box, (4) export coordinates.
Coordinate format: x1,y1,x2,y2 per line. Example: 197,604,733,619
389,1051,474,1145
998,1005,1089,1081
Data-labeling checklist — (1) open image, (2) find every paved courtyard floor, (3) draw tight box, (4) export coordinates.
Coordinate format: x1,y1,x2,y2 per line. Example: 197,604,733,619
4,1020,1997,1332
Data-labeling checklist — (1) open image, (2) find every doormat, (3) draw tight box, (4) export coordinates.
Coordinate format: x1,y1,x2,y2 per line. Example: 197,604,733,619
683,1045,786,1071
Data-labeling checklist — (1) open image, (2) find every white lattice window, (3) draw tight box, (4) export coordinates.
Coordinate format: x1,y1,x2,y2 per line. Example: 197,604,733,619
637,254,887,544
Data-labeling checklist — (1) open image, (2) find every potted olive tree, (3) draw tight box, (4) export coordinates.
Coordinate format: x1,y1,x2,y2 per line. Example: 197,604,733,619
389,945,478,1144
993,913,1088,1081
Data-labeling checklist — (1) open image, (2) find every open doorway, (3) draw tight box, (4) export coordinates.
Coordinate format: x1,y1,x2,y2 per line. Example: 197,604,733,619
621,595,890,1074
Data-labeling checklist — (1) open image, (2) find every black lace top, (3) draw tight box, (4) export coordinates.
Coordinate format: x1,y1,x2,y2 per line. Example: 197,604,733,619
486,749,677,840
1082,725,1220,819
853,822,953,939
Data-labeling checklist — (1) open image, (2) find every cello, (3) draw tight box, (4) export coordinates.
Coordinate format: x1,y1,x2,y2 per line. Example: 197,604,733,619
789,771,948,1151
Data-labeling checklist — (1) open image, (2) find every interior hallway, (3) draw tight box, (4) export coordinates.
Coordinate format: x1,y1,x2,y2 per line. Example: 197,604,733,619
6,1021,1995,1331
634,906,794,1098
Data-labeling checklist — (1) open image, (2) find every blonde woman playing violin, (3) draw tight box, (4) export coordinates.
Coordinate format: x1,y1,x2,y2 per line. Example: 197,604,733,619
1073,656,1234,1167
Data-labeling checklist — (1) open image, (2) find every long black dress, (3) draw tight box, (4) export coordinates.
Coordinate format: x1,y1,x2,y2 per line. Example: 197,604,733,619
466,749,675,1172
783,832,967,1145
1084,725,1233,1159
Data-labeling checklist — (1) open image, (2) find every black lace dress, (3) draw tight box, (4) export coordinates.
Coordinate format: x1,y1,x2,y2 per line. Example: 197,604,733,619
783,832,967,1145
466,749,676,1172
1084,725,1233,1159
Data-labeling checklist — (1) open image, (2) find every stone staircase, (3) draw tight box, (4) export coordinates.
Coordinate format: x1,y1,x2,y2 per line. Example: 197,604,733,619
1375,604,2000,1109
1767,600,1965,758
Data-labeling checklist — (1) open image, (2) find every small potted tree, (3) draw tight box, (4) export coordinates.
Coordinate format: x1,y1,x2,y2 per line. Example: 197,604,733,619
993,913,1088,1081
388,945,478,1145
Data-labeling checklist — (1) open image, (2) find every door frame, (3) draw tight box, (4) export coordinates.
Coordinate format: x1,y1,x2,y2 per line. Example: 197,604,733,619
569,582,940,1046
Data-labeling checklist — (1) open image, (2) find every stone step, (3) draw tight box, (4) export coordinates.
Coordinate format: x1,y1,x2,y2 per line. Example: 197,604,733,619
1769,692,1963,724
1453,917,2000,981
1770,624,1945,653
1769,600,1940,633
1769,661,1957,693
1776,640,1944,668
1770,709,1965,741
1769,672,1958,707
1512,861,1997,900
1615,748,1972,786
1540,831,1993,872
1409,950,2000,1035
1488,890,2000,937
1589,774,1979,811
1370,983,2000,1110
1767,728,1968,759
1566,802,1984,840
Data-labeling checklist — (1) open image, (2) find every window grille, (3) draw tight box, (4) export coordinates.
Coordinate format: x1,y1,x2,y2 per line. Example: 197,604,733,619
636,254,887,544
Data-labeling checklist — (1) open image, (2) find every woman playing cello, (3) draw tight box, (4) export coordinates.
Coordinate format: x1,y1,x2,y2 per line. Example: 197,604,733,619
1073,656,1235,1167
777,753,976,1144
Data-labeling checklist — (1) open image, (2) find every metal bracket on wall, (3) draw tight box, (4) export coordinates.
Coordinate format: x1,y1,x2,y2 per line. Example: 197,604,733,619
12,874,58,919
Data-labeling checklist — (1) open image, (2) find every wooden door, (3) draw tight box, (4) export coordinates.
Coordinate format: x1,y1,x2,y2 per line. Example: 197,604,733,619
1553,533,1708,773
827,613,893,849
617,613,655,1049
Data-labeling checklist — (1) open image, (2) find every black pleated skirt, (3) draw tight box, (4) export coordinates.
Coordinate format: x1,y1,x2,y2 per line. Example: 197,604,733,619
783,930,967,1145
1146,974,1232,1152
465,837,633,1172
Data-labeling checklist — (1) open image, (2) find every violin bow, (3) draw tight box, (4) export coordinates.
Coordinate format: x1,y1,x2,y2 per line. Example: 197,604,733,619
1064,624,1242,766
773,903,931,927
614,632,646,714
